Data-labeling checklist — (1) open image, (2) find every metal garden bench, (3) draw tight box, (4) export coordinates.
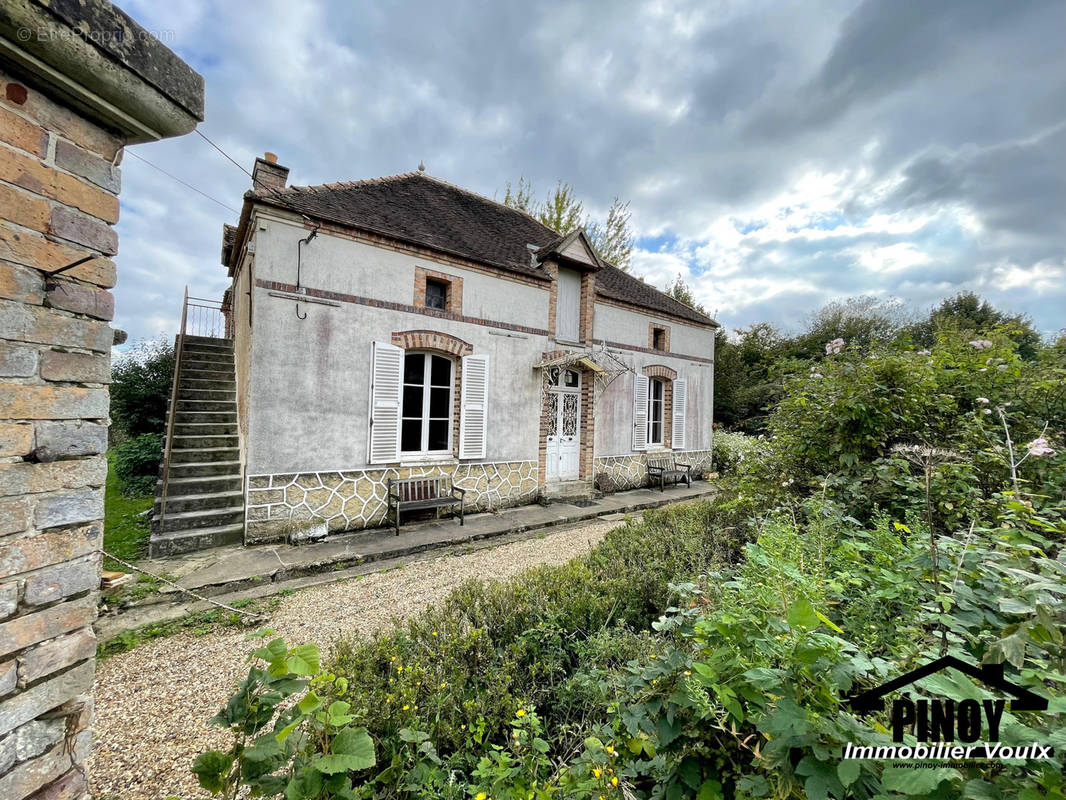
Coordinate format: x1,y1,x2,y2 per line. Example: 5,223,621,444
647,456,693,492
386,476,465,535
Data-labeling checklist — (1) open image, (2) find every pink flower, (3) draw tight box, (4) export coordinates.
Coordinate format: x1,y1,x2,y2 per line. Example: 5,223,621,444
825,338,845,355
1026,437,1056,458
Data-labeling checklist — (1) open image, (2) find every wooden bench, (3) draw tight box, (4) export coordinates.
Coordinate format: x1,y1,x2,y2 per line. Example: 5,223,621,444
387,476,465,536
647,457,692,492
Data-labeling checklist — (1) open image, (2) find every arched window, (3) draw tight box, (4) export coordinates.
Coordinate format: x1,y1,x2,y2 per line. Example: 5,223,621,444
401,352,454,454
647,378,665,445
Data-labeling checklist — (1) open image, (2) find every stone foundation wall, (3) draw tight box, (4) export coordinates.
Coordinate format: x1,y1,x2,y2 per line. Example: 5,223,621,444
594,449,714,492
246,460,538,542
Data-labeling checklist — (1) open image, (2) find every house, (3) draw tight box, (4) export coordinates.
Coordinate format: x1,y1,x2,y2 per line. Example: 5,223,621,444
151,155,717,554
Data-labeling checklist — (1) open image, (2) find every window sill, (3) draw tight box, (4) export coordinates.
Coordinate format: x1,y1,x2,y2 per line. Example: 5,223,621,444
399,454,457,467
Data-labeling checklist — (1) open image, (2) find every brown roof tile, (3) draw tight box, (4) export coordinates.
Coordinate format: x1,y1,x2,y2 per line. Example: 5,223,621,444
248,172,715,326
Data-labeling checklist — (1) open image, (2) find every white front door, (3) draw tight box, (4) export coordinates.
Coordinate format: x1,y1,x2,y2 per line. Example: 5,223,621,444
545,368,581,482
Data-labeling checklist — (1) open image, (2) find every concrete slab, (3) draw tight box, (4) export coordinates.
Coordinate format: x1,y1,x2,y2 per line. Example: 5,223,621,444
134,481,716,600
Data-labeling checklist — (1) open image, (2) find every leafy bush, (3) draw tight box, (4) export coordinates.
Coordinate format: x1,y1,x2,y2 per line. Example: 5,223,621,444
586,499,1065,799
711,431,760,475
110,335,174,439
194,635,376,799
111,433,162,496
325,502,748,793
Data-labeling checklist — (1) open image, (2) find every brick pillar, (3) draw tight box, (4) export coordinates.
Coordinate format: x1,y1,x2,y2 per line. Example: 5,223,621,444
0,69,120,800
0,2,203,796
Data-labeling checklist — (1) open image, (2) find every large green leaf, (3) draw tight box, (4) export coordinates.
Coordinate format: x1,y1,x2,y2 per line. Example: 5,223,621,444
787,596,819,630
285,644,321,677
881,766,960,794
192,750,234,793
311,727,376,774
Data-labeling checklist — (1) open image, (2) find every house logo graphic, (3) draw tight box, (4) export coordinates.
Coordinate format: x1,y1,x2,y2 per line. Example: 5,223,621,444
840,655,1054,762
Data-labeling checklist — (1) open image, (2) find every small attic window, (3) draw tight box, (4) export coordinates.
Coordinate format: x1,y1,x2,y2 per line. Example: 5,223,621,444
415,268,463,314
425,278,448,310
652,327,666,351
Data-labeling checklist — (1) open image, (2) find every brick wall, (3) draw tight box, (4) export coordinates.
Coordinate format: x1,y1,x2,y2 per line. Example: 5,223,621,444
0,68,121,799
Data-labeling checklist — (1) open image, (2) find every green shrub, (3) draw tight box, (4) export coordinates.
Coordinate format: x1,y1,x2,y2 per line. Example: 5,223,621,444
711,430,760,475
110,335,174,439
111,433,162,496
326,502,746,792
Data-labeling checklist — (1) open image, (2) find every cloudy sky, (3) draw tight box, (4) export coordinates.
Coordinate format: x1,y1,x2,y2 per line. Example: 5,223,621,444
115,0,1066,343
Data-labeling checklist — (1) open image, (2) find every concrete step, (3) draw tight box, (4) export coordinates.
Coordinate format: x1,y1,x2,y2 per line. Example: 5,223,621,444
178,388,235,402
181,366,234,379
169,446,239,464
148,523,243,558
175,398,235,413
161,474,243,496
172,410,238,425
168,460,241,478
542,480,595,503
160,490,244,515
173,421,238,437
183,334,232,348
180,377,235,391
154,504,244,533
172,433,238,449
182,355,234,370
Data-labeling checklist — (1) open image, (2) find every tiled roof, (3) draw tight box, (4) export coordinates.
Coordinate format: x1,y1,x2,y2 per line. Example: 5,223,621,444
248,172,715,326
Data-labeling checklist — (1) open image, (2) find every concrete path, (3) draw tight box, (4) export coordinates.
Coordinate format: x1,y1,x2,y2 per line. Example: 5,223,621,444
97,483,715,641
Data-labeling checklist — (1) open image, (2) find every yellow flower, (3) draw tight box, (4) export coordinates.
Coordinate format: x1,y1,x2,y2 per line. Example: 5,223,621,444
402,704,410,711
390,656,397,662
605,745,615,756
476,794,487,800
593,768,601,778
516,709,526,717
397,666,403,672
432,630,438,636
440,682,447,689
611,777,618,787
461,724,466,730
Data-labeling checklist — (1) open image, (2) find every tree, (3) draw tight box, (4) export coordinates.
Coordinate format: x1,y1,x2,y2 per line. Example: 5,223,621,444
587,198,634,271
907,292,1042,359
663,273,707,315
790,295,910,359
538,181,585,236
501,177,535,215
110,335,174,440
501,178,635,270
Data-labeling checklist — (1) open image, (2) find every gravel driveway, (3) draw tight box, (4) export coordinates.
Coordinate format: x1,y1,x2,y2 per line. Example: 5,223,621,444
90,519,616,799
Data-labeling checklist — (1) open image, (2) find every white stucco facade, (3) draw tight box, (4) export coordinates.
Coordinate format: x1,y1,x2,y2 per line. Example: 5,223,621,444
228,207,716,539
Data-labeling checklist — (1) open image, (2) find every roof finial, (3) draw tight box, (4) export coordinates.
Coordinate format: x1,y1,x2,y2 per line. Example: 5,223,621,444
418,160,426,172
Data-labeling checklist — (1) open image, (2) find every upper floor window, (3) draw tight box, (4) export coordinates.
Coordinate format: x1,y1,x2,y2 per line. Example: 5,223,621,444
425,278,448,310
647,378,665,445
651,326,667,351
401,352,453,454
415,267,463,314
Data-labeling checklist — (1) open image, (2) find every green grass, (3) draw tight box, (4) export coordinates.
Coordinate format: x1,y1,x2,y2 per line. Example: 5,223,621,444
103,450,154,570
96,594,283,659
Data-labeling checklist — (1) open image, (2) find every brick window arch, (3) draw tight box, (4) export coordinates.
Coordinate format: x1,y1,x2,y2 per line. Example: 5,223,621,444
642,364,677,381
391,330,473,357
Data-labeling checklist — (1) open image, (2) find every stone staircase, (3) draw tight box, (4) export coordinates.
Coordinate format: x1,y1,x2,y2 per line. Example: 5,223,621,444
149,335,244,558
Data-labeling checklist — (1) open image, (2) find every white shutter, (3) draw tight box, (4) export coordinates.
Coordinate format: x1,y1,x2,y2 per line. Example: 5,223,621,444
556,268,582,342
632,374,648,451
671,378,687,450
368,341,402,464
459,354,489,459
